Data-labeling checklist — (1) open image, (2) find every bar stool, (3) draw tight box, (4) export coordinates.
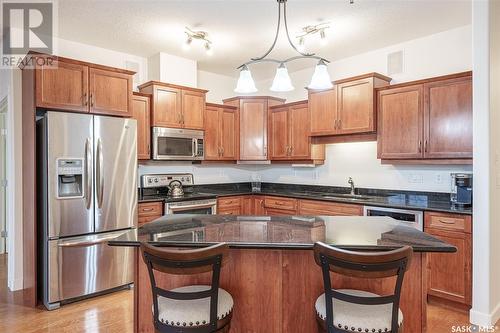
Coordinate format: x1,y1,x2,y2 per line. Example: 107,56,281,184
141,242,233,333
313,242,413,333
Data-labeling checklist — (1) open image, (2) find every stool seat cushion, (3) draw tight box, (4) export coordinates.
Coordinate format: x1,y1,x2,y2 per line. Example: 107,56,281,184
156,285,233,327
315,289,403,332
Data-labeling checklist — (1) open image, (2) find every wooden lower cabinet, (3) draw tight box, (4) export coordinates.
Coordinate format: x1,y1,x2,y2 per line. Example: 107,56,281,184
298,199,363,216
217,196,242,215
424,212,472,307
138,201,163,225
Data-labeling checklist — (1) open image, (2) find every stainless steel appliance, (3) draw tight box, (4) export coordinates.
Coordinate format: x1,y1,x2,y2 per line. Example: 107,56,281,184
363,206,423,230
141,173,217,215
152,127,204,160
38,111,137,310
451,173,473,207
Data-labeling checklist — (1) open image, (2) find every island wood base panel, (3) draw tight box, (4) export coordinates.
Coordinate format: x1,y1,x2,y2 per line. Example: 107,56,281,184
135,249,425,333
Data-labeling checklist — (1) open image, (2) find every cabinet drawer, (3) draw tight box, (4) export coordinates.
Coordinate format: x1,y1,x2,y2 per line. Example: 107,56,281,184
138,215,161,225
138,202,163,217
425,212,471,233
217,196,242,208
264,196,297,211
265,208,297,216
218,207,241,215
298,200,362,216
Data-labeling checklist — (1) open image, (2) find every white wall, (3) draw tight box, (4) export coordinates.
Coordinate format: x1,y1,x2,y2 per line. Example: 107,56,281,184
470,0,500,327
148,52,197,87
197,70,236,103
255,25,473,192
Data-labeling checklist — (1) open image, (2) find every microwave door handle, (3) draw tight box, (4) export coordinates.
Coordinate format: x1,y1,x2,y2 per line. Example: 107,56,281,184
192,138,197,157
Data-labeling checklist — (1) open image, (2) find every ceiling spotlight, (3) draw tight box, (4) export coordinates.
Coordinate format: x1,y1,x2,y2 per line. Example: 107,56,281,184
205,42,213,56
319,29,328,46
183,27,213,53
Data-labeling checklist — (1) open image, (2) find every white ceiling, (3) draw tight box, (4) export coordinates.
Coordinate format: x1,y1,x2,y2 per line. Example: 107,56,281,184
57,0,472,80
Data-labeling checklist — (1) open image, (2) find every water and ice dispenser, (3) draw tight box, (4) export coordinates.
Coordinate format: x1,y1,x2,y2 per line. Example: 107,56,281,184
56,158,84,199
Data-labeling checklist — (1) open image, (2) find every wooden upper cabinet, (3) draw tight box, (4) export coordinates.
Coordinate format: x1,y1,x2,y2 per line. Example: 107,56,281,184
150,85,182,128
378,85,424,159
269,101,311,160
377,72,472,162
308,73,391,137
132,93,151,160
223,96,285,161
424,76,473,159
34,55,135,116
89,68,133,117
309,88,337,135
204,103,239,161
182,90,205,130
289,103,311,159
204,105,220,160
337,78,375,134
35,60,89,112
269,106,289,159
139,82,207,130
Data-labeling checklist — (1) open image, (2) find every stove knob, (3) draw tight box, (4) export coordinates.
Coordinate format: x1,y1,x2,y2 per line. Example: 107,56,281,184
147,178,153,184
154,178,159,183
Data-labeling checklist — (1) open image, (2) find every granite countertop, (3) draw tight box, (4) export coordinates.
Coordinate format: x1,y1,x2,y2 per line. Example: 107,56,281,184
109,214,457,252
138,182,472,215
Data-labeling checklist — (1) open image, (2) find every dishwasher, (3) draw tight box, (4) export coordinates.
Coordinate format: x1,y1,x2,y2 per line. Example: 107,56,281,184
363,206,424,230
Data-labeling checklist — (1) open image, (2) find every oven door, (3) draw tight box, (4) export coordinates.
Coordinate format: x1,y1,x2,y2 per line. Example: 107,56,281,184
152,127,204,160
165,199,217,215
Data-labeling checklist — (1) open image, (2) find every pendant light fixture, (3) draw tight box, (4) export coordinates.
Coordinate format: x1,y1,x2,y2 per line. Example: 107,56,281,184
235,0,335,93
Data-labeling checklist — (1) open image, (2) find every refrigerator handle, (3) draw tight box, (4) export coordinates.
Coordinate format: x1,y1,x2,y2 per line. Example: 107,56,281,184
84,138,92,209
96,138,104,208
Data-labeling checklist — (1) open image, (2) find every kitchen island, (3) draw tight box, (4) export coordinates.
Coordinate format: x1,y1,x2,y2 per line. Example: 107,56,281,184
110,215,456,333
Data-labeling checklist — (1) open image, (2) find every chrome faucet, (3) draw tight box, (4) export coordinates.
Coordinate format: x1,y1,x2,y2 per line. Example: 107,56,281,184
348,177,355,195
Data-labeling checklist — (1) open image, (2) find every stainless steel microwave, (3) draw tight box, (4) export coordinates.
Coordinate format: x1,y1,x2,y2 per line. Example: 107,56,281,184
152,127,204,160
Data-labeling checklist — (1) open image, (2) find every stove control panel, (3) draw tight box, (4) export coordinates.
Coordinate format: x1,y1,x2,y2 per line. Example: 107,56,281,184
141,173,194,188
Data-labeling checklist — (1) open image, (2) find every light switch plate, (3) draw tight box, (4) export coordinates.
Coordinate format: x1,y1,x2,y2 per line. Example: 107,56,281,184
408,174,423,184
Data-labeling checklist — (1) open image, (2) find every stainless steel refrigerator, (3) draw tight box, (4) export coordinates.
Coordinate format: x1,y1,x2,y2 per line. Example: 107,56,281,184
38,111,137,310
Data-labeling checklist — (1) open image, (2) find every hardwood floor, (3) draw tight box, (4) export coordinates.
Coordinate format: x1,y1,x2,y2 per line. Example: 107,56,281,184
0,254,498,332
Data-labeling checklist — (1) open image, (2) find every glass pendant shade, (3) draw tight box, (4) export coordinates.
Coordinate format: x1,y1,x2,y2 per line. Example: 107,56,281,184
270,64,294,92
234,65,257,93
308,60,333,90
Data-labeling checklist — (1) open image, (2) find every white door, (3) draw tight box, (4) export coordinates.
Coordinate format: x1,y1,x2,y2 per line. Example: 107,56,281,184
0,102,7,254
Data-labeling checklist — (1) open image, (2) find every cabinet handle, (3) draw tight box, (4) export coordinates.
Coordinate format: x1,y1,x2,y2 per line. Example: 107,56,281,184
141,208,154,212
83,92,88,106
424,140,428,153
90,93,94,107
333,119,337,130
221,147,224,156
438,219,455,225
181,113,185,125
338,119,342,129
418,141,422,153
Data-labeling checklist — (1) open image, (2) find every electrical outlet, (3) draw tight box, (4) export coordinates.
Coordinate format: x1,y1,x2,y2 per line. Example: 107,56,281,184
435,174,443,184
408,174,423,184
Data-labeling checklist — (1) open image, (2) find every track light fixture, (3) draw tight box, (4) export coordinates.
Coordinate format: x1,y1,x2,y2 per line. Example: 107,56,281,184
183,27,213,55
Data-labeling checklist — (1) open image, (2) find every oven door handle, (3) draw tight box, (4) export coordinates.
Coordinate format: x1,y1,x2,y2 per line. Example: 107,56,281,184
168,203,216,212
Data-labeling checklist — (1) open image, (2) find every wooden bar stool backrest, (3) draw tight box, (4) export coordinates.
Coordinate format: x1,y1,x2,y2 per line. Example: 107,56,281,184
313,242,413,333
140,242,229,333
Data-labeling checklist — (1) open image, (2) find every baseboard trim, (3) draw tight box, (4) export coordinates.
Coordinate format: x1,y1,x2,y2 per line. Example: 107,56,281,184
470,302,500,326
8,277,23,292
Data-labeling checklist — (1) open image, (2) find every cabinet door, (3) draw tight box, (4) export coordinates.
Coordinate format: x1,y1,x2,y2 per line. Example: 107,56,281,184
153,86,182,128
309,88,337,135
204,106,221,160
132,94,151,160
289,103,311,159
35,60,89,112
253,196,266,215
425,228,472,306
89,68,132,117
220,108,238,160
239,99,268,160
241,196,254,215
182,90,205,130
265,208,296,216
378,85,424,159
269,106,290,160
424,76,472,159
337,78,374,134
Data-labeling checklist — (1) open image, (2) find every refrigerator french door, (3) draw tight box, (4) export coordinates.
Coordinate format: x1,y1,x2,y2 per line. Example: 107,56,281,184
39,111,137,310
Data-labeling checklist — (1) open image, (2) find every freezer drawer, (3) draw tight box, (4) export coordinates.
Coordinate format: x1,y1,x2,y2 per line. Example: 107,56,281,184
46,230,134,307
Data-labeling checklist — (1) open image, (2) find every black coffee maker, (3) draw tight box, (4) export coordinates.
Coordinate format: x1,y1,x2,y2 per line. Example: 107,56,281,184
450,173,473,207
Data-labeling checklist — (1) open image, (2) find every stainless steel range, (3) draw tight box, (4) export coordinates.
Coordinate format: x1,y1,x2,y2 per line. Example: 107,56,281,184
140,173,217,215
